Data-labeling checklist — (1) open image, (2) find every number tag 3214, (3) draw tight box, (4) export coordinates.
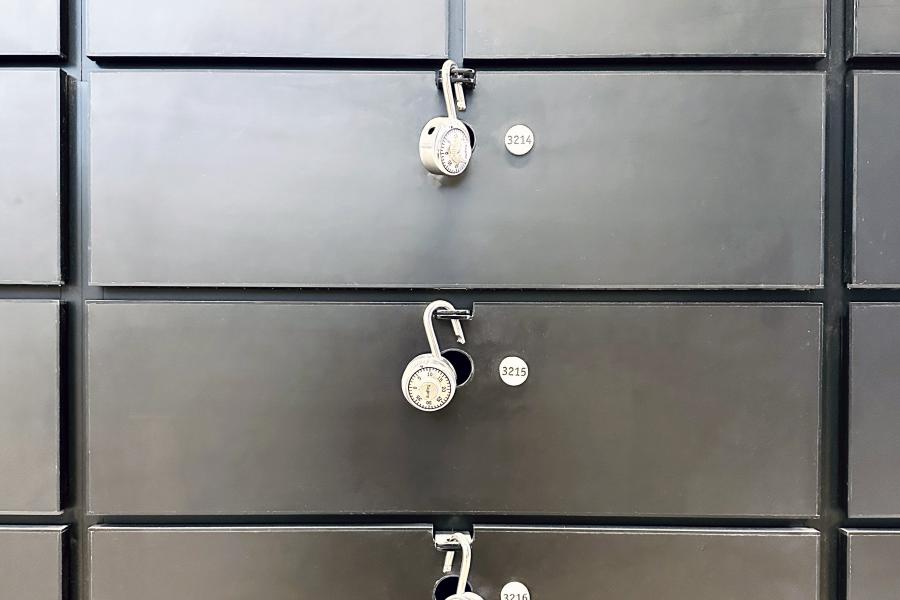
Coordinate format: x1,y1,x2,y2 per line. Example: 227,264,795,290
504,125,535,156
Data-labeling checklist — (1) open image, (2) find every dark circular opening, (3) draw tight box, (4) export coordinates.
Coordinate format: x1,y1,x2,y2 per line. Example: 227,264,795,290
442,348,474,387
434,575,472,600
464,123,476,149
428,126,436,135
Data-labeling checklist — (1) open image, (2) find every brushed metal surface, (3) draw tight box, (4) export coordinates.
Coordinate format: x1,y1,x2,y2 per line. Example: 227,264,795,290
853,0,900,56
844,530,900,599
852,73,900,287
849,304,900,517
87,302,821,517
0,0,60,55
86,0,446,58
88,526,819,600
0,527,65,600
89,71,825,289
466,0,825,58
0,70,61,284
0,301,60,514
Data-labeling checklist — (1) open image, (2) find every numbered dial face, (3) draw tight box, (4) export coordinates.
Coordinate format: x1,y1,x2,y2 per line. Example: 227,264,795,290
437,126,472,175
406,366,453,411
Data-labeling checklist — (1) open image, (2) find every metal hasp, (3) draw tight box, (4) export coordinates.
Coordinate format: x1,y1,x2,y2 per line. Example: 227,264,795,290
436,64,477,112
436,66,477,89
435,307,474,321
435,531,473,551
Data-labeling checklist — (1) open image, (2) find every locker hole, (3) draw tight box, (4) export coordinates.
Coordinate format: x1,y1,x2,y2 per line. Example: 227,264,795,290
442,348,474,387
464,123,476,149
428,127,436,135
434,575,473,600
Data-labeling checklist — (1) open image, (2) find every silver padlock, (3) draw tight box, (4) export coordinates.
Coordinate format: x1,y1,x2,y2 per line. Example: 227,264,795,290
419,60,475,176
401,300,466,412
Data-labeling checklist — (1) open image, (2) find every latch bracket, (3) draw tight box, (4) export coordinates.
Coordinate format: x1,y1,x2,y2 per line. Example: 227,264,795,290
434,308,474,322
435,66,477,91
434,531,474,550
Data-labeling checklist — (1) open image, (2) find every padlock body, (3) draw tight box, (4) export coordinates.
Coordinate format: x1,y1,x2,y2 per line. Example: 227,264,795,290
401,352,458,411
419,117,474,176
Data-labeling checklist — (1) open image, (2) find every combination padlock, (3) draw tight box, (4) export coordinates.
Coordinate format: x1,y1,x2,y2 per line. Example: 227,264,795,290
419,60,475,176
402,300,467,412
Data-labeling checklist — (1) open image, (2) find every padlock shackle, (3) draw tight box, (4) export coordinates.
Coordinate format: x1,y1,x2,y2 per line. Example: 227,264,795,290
450,532,473,597
441,60,458,121
424,300,466,358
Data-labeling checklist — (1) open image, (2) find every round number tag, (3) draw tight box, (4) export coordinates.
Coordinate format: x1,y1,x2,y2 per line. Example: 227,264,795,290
500,581,531,600
499,356,529,386
504,125,535,156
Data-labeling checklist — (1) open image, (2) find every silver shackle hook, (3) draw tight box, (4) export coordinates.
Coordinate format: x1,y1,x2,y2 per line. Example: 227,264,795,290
440,60,468,118
450,532,474,597
424,300,466,358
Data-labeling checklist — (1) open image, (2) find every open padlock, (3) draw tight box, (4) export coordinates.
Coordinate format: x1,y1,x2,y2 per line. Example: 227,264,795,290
401,300,466,412
419,60,476,176
437,532,484,600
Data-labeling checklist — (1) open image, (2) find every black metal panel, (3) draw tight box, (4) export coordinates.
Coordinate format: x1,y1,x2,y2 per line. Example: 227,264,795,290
466,0,825,58
844,530,900,599
471,527,819,600
0,527,65,600
0,0,859,598
852,73,900,287
0,301,60,514
90,527,438,600
88,526,819,600
852,0,900,56
849,304,900,517
87,302,821,517
0,70,62,285
86,0,447,58
0,0,60,56
89,71,825,289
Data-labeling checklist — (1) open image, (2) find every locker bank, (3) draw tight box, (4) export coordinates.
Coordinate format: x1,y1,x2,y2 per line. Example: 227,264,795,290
0,1,896,598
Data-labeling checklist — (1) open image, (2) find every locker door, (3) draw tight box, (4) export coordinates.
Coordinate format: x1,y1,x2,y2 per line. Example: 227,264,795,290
87,302,820,517
89,526,819,600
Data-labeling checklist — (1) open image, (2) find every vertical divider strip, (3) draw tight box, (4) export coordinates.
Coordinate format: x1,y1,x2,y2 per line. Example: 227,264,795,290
821,0,850,599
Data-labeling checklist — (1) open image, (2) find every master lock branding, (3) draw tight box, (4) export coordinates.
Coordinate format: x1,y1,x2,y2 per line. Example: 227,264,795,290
420,60,476,176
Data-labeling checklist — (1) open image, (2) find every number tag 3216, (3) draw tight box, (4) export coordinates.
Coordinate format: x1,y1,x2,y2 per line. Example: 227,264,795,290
501,581,531,600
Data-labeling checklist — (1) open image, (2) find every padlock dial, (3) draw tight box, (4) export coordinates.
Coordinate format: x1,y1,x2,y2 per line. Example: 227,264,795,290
437,125,472,175
406,365,453,411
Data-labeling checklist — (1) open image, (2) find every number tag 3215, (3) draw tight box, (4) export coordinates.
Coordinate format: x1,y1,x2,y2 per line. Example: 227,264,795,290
499,356,529,386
